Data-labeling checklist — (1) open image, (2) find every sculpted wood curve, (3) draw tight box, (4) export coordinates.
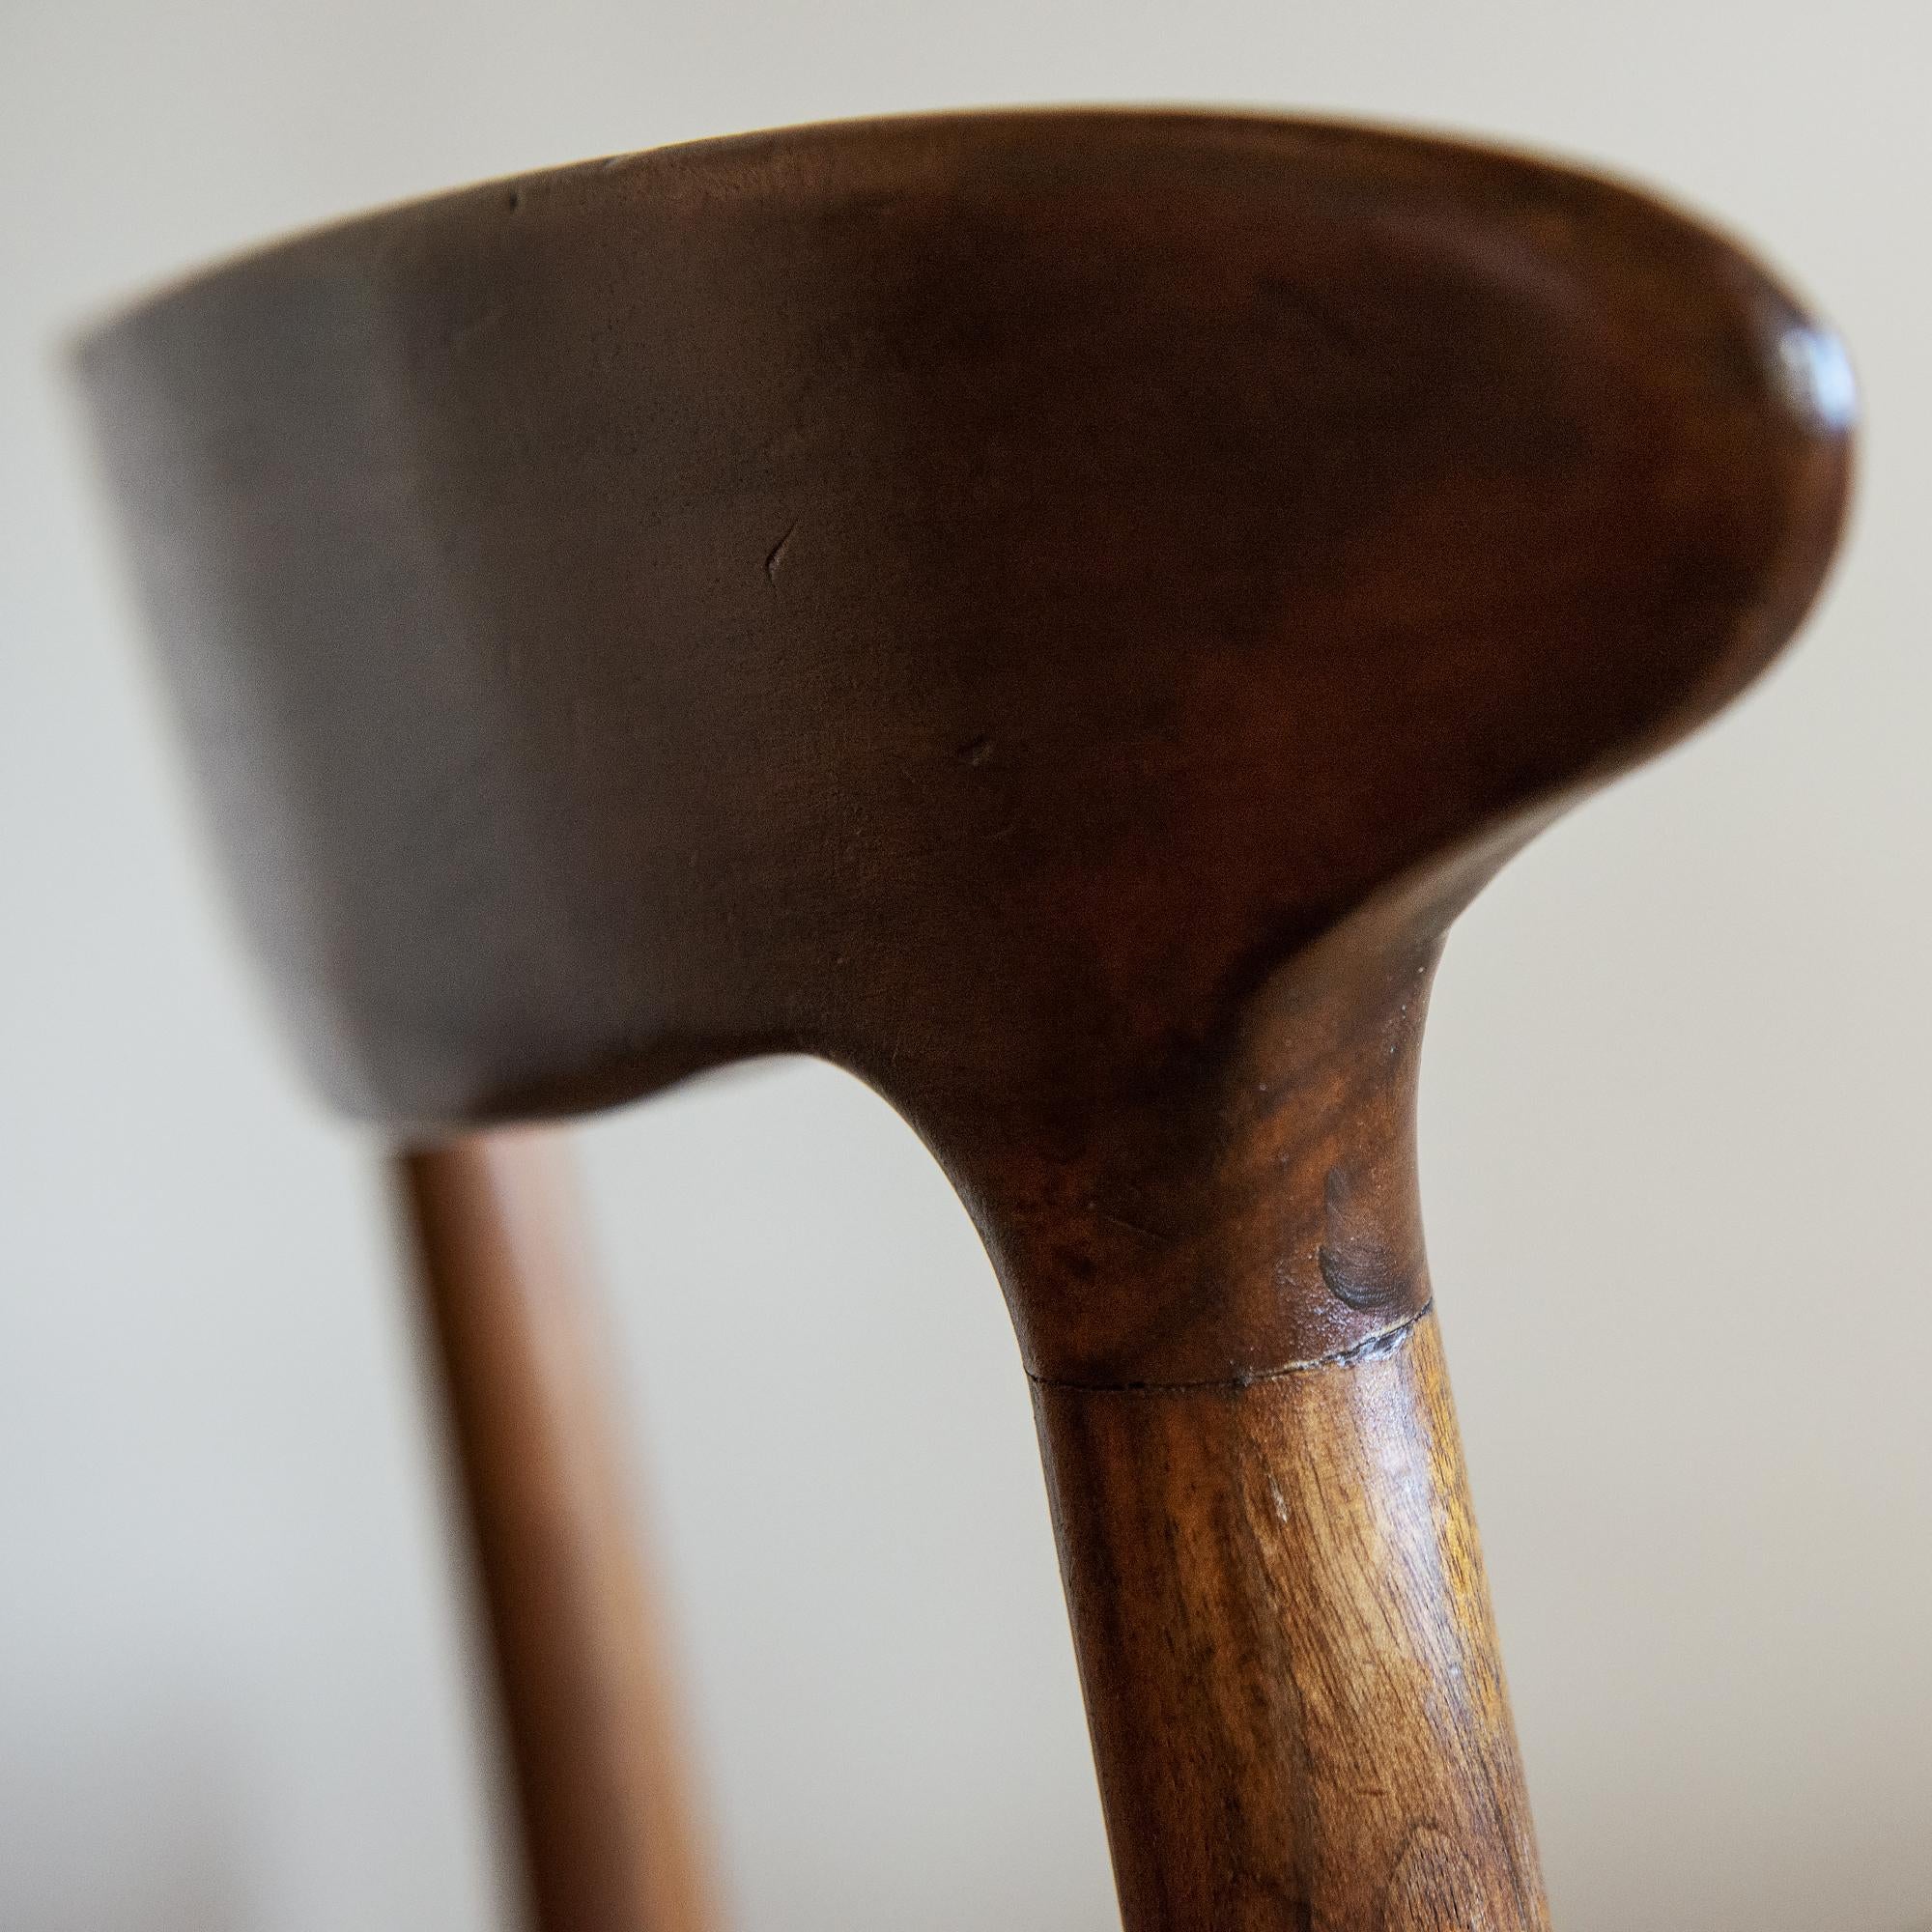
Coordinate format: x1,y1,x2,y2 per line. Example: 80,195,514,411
77,110,1853,1932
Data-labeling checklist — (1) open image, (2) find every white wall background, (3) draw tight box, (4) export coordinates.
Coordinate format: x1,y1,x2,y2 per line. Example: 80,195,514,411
3,2,1927,1927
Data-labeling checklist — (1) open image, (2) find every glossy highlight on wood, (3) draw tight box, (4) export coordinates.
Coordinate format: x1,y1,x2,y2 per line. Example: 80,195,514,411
75,108,1854,1931
1037,1311,1546,1930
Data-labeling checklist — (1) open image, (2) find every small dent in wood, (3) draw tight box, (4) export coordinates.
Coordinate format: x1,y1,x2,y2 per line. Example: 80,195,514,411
1319,1163,1416,1314
1091,1201,1172,1246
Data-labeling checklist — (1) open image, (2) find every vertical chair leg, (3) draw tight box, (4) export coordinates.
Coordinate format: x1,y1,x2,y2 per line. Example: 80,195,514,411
1033,1308,1548,1931
395,1130,720,1932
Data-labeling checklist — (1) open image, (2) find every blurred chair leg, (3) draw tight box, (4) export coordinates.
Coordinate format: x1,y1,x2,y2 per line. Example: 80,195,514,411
395,1130,721,1932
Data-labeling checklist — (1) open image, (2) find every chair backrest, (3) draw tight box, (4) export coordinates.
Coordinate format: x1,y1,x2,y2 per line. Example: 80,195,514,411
79,111,1856,1932
77,109,1851,1382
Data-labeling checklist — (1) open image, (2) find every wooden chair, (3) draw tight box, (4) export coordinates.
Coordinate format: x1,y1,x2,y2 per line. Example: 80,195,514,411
76,110,1852,1931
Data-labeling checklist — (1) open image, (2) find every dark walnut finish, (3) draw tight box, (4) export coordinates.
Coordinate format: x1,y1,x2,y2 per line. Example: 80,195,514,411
77,111,1852,1930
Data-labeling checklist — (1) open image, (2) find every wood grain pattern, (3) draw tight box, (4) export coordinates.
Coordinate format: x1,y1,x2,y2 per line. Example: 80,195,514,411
76,109,1855,1929
398,1132,718,1932
1036,1311,1545,1930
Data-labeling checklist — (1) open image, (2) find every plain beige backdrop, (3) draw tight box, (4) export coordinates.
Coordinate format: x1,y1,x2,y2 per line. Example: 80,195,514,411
3,1,1927,1927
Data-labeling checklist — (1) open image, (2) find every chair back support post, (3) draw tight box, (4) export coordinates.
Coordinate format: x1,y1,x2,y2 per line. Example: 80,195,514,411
76,111,1853,1929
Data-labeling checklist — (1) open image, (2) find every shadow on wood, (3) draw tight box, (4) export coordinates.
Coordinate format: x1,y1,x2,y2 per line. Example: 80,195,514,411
76,109,1853,1931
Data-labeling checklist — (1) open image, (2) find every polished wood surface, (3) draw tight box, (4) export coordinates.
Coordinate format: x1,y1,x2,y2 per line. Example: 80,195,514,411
1037,1311,1545,1930
398,1132,718,1932
78,109,1853,1927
